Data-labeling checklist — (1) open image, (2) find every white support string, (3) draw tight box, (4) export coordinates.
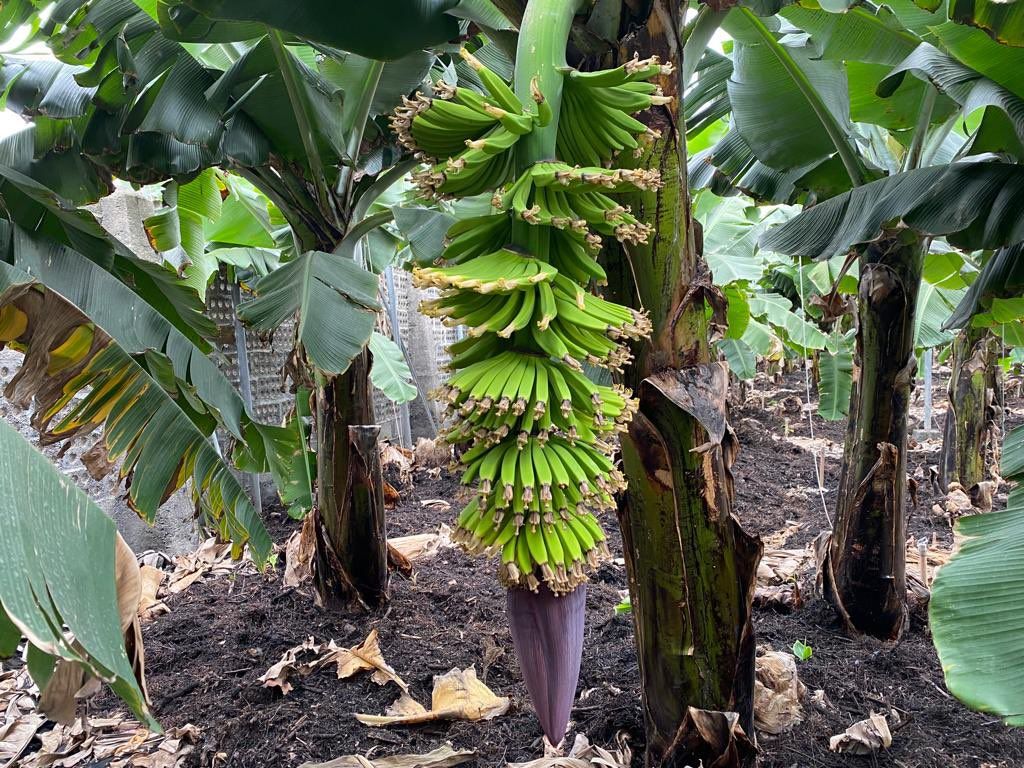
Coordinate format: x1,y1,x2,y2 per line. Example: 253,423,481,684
797,260,833,526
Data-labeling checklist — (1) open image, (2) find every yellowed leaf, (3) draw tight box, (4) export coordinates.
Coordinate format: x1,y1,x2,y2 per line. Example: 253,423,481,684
326,630,407,691
506,733,632,767
356,667,509,727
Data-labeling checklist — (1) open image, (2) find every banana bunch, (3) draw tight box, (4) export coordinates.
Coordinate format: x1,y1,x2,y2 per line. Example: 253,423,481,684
392,44,668,594
498,161,661,245
559,54,674,166
455,434,620,590
432,349,637,448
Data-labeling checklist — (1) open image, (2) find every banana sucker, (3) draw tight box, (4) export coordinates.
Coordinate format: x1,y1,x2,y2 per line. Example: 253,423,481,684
390,0,670,745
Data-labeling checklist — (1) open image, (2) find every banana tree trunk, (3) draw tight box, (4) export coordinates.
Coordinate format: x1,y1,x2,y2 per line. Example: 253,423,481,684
605,4,761,764
313,350,388,609
824,229,923,640
939,326,1000,491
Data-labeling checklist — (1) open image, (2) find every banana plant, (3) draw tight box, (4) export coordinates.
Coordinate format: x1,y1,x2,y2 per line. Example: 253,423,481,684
391,5,666,741
936,243,1024,491
0,0,498,608
687,0,1024,640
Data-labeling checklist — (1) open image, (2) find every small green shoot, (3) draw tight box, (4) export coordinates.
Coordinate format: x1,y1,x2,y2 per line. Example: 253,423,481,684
614,598,632,615
792,639,813,661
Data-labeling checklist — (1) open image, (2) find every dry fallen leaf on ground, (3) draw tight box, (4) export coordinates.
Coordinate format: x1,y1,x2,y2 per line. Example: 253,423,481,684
166,537,253,595
0,711,45,767
18,714,199,768
829,711,892,754
298,743,474,768
260,631,405,696
139,565,168,620
283,515,317,588
259,637,324,694
356,667,509,727
325,630,408,691
754,547,813,610
506,733,632,768
413,437,450,469
754,650,805,735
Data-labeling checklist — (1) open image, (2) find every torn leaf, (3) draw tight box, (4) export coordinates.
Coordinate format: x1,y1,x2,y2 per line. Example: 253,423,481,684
326,629,408,691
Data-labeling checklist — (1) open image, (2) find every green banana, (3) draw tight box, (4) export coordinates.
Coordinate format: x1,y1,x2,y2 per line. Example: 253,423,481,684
391,38,666,595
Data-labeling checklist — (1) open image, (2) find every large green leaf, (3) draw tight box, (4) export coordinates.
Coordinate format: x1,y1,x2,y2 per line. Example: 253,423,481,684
689,125,840,204
368,331,416,404
817,346,853,420
144,169,223,295
717,337,757,380
694,190,765,284
760,161,1024,259
749,292,830,350
0,418,156,728
915,280,962,348
175,0,460,60
950,0,1024,48
946,242,1024,329
237,249,380,375
722,8,857,178
879,43,1024,149
931,420,1024,725
932,21,1024,97
0,226,271,562
780,4,921,65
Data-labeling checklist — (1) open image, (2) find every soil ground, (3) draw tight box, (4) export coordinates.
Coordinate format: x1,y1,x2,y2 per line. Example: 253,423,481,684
91,371,1024,767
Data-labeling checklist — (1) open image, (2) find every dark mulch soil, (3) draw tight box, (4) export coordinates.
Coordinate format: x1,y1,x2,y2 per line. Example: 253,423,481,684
92,372,1024,767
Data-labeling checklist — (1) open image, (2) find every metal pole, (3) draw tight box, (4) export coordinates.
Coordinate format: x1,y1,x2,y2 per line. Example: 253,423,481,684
922,347,933,432
230,280,263,518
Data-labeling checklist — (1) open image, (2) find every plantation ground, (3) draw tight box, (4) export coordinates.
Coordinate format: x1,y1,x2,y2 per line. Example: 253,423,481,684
93,372,1024,767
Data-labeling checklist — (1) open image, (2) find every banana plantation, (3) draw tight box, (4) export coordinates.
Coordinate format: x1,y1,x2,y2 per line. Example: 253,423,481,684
4,0,1024,765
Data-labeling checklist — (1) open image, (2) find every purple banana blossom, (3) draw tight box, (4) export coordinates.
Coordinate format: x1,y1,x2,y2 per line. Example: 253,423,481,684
506,583,587,745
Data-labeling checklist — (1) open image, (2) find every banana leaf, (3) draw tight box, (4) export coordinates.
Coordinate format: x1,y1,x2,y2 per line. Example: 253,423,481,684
0,417,156,729
0,225,271,562
817,347,853,420
172,0,461,60
946,243,1024,329
236,249,380,375
722,8,854,175
950,0,1024,48
930,422,1024,725
368,331,416,405
879,43,1024,150
760,161,1024,260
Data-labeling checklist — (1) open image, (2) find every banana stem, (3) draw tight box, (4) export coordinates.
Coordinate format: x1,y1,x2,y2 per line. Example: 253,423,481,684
513,0,585,168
